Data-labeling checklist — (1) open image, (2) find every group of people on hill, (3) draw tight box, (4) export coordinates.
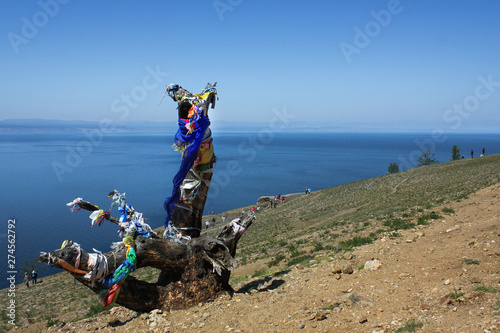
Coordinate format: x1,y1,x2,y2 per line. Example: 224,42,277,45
270,193,285,208
204,205,263,230
205,187,318,228
23,270,38,288
463,148,486,159
205,217,217,229
204,213,231,229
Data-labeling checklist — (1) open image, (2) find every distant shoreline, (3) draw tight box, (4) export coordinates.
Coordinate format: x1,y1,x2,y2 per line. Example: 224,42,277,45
2,118,499,134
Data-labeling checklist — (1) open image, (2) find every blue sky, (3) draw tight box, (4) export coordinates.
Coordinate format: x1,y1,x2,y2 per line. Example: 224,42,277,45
1,0,500,131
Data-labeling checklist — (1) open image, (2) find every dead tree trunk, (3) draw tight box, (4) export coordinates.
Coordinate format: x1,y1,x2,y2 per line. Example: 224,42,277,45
39,83,258,312
170,156,216,239
39,225,251,312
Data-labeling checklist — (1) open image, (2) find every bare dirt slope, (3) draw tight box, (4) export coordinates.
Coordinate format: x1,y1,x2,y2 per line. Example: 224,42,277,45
33,182,500,333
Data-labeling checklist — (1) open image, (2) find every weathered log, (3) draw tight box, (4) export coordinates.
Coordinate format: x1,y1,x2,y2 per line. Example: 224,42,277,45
39,232,240,312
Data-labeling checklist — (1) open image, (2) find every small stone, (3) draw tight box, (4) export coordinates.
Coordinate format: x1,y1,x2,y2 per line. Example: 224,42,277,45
332,267,342,274
359,316,368,323
439,293,452,305
421,303,431,310
151,309,162,315
314,312,327,321
297,322,306,329
296,264,304,270
446,225,460,233
343,265,354,274
464,293,474,300
444,279,451,285
334,273,341,280
345,253,353,260
364,259,382,271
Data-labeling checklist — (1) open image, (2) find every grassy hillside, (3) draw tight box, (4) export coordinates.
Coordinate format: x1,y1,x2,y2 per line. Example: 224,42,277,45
208,154,500,279
2,154,499,331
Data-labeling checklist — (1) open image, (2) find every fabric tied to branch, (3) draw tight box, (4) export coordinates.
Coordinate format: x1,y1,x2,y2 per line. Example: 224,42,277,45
164,115,210,228
89,210,105,227
117,204,132,223
100,234,136,307
229,218,246,236
66,197,83,212
103,247,136,287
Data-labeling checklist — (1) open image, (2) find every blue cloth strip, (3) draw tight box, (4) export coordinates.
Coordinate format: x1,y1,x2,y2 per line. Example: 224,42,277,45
164,116,210,228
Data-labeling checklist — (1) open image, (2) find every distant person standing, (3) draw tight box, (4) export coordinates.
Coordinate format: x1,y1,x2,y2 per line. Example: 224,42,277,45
211,217,215,226
482,147,485,156
471,149,474,158
281,196,285,204
205,220,210,229
222,215,226,223
305,187,308,194
32,270,38,284
24,272,30,288
308,188,311,194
